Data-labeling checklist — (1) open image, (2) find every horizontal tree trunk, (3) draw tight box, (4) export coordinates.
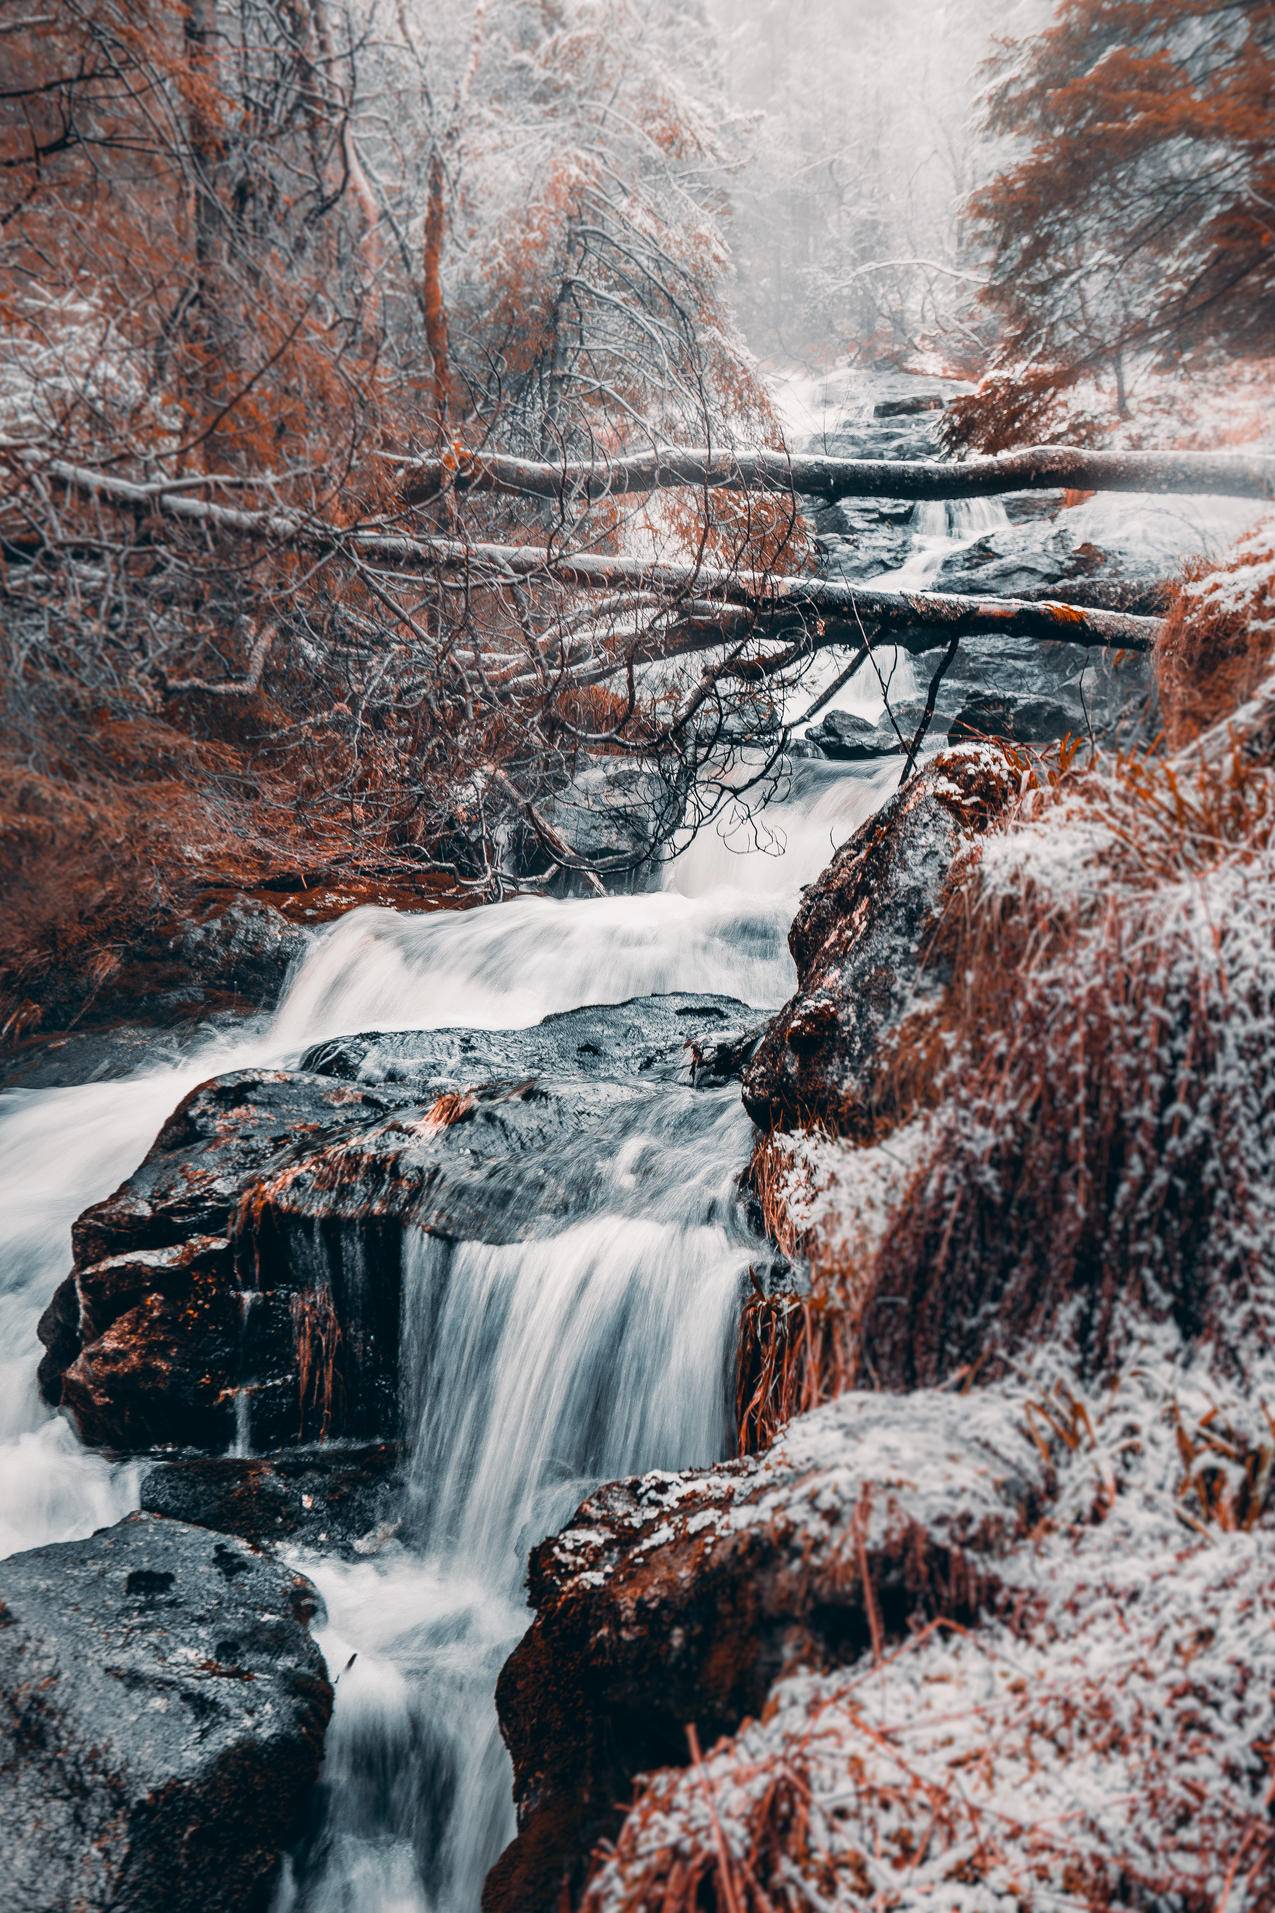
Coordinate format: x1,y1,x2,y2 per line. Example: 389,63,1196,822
399,442,1275,507
35,455,1160,653
420,534,1159,649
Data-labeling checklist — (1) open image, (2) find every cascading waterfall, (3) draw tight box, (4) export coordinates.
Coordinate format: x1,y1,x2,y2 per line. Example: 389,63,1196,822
793,491,1012,729
280,1088,755,1911
0,754,893,1907
0,368,960,1910
0,752,897,1565
0,753,892,1530
264,767,900,1911
0,695,902,1908
874,494,1011,593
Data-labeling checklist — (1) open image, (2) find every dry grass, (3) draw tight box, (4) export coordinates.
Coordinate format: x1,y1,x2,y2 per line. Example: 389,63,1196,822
736,1289,854,1457
739,544,1275,1433
584,1364,1275,1912
738,1124,894,1452
749,644,1275,1415
583,1587,1275,1911
1156,529,1275,748
0,743,238,1039
864,725,1275,1391
0,698,464,1040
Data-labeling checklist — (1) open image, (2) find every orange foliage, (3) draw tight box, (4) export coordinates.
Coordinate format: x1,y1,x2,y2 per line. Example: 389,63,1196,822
1156,531,1275,747
950,0,1275,449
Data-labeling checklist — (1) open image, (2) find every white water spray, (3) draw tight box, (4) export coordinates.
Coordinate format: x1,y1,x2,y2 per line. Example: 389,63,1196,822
282,1086,754,1912
0,369,942,1909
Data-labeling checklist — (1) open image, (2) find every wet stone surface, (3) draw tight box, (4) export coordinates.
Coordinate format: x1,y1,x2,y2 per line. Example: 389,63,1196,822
0,1511,331,1913
38,993,764,1454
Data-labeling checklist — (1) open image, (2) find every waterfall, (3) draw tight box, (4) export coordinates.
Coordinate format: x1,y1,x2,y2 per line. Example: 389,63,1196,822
281,1087,755,1911
0,366,947,1909
0,750,889,1903
869,493,1011,596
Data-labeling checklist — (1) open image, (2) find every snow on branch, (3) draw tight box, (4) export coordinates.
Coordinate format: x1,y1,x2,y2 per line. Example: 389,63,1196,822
28,456,1161,658
398,443,1275,508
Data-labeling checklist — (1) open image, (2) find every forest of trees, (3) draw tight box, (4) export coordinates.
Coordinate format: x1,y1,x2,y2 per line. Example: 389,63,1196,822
1,0,1271,1034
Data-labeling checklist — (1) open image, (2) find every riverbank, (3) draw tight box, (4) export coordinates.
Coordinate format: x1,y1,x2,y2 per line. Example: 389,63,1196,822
1,369,1271,1912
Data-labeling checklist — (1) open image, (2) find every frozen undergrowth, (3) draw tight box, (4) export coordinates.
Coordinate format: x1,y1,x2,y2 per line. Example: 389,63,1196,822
582,1351,1275,1912
764,1119,932,1288
548,1383,1051,1595
575,641,1275,1907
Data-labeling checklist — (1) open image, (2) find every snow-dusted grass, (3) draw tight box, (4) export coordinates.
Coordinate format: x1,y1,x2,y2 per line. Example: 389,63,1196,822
749,642,1275,1417
1157,519,1275,747
583,1356,1275,1912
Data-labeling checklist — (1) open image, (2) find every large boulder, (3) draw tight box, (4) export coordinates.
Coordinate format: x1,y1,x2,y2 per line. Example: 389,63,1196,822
805,708,906,760
947,690,1076,745
0,1511,331,1913
873,392,945,417
172,895,309,1008
501,759,683,895
139,1441,400,1554
37,1069,413,1451
39,994,759,1453
487,1389,1053,1913
742,747,1016,1133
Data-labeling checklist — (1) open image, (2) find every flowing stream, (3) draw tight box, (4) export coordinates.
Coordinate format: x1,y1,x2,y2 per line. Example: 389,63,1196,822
0,384,1009,1907
0,749,904,1908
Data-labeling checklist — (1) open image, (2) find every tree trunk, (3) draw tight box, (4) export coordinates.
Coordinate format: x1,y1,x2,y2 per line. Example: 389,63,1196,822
422,147,450,438
399,442,1275,507
180,0,230,453
35,456,1162,657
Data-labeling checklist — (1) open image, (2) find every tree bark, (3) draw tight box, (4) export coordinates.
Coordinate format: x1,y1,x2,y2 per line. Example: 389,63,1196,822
180,0,231,452
399,442,1275,507
422,147,450,437
35,455,1161,655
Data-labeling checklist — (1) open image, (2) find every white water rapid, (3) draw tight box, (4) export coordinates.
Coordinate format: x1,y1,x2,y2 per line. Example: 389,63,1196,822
0,739,899,1908
0,364,993,1907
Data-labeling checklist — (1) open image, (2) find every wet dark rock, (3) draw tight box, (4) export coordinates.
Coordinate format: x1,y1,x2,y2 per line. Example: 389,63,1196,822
503,760,682,895
39,1071,411,1450
813,499,913,579
1001,491,1060,526
936,523,1092,599
682,1014,765,1088
299,991,756,1089
934,523,1171,623
805,709,903,760
742,748,1016,1133
807,679,1090,763
2,899,309,1081
0,1021,235,1093
948,692,1076,745
797,389,948,579
873,392,945,417
487,1389,1052,1913
173,897,309,1007
0,1510,331,1913
140,1442,400,1553
906,636,1150,751
40,995,757,1454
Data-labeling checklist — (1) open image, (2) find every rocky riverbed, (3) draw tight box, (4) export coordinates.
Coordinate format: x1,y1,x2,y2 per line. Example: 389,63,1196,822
1,370,1267,1912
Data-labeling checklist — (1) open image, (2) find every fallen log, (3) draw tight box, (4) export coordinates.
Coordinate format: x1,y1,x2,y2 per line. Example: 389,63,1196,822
398,443,1275,507
352,533,1160,653
37,455,1160,654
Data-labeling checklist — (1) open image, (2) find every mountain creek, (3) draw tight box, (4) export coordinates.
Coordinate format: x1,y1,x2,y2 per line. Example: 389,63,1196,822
0,370,1257,1913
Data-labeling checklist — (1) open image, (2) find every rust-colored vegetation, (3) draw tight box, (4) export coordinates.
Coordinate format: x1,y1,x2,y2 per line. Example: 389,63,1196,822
750,545,1275,1419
